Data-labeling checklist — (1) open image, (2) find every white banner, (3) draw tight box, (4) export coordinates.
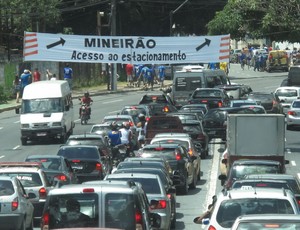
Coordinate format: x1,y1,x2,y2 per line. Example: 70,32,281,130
23,32,230,64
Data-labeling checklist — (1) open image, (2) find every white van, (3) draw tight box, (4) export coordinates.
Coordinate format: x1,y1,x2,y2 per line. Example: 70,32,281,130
17,80,74,145
169,69,228,108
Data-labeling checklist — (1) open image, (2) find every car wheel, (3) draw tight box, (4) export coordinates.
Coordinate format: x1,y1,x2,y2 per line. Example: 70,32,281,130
197,167,201,181
171,209,176,229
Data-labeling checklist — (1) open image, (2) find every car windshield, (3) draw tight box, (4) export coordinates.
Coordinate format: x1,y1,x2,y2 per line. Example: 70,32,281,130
292,101,300,108
26,158,62,171
22,98,63,113
217,198,295,228
231,165,280,180
0,180,14,196
57,147,99,159
0,172,42,187
276,89,298,97
182,124,201,133
108,177,162,194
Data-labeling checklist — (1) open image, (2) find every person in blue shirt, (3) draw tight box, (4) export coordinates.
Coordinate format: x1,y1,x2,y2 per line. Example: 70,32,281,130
63,63,73,89
107,122,122,160
157,65,166,89
134,64,143,87
20,69,32,97
139,65,149,89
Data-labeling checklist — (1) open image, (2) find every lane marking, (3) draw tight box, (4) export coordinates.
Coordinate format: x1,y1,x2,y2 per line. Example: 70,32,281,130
14,121,20,123
0,127,3,129
108,110,121,114
102,99,123,104
204,140,220,211
0,155,5,159
291,161,296,166
13,145,20,150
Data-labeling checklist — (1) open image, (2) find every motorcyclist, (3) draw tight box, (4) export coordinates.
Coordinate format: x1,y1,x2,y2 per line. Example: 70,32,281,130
136,114,147,148
79,92,93,118
119,122,133,157
107,122,122,160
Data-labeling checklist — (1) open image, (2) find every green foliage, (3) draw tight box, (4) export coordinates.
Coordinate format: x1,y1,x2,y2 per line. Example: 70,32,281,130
207,0,300,42
0,85,10,104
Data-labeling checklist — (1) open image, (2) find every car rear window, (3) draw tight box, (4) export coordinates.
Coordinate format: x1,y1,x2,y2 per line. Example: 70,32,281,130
232,165,280,180
175,77,202,91
58,147,99,159
147,118,181,130
193,90,222,98
47,193,99,228
152,139,189,149
276,89,298,97
26,158,61,171
140,95,169,104
182,124,201,133
0,172,42,187
248,94,273,101
66,138,105,147
141,148,177,160
292,101,300,108
217,198,295,228
0,180,14,196
103,118,131,126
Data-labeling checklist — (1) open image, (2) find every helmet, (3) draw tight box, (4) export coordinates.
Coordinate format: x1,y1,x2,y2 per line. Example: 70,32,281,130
111,122,118,130
84,92,89,97
138,113,145,118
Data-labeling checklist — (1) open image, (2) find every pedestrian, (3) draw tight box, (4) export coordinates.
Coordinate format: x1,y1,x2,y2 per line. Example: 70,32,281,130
139,65,149,89
125,63,134,87
46,69,53,80
254,52,260,71
157,65,166,89
63,63,73,89
13,74,21,103
33,68,41,82
20,69,32,97
136,113,147,148
134,64,143,87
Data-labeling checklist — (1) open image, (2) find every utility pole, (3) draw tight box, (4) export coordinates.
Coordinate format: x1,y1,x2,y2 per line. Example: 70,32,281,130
110,0,117,91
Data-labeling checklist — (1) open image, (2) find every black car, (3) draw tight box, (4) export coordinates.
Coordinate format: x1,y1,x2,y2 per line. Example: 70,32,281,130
25,155,79,186
139,93,175,106
66,133,111,157
57,145,112,183
247,92,283,114
138,143,197,195
188,88,230,109
167,112,202,122
146,102,178,116
202,107,262,140
181,119,209,158
180,104,209,115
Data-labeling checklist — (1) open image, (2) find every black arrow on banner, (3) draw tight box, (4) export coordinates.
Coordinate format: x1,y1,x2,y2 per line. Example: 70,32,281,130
195,38,211,51
46,38,66,49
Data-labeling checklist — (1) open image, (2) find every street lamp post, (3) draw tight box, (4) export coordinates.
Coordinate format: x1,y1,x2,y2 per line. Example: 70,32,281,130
169,0,189,36
110,0,117,91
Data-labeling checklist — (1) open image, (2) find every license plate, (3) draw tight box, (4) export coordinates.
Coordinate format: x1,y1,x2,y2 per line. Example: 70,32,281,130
37,132,47,136
208,131,216,135
72,166,83,170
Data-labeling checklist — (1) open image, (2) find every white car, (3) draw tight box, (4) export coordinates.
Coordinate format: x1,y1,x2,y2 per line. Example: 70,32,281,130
202,187,299,230
286,99,300,130
274,86,300,114
0,176,34,230
104,173,172,230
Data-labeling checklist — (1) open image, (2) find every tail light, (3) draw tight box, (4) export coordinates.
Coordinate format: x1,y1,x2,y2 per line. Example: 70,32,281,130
95,163,102,171
188,148,193,156
208,226,217,230
163,106,169,112
83,188,95,193
72,159,81,163
146,117,150,121
12,197,18,211
151,200,167,209
201,100,208,103
288,111,296,116
135,210,143,224
55,174,67,181
41,211,50,229
39,187,47,199
175,153,181,160
218,101,223,107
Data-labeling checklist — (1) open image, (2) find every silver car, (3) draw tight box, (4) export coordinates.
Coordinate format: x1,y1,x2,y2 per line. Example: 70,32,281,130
286,99,300,130
0,162,52,223
104,173,172,230
0,176,34,230
275,86,300,114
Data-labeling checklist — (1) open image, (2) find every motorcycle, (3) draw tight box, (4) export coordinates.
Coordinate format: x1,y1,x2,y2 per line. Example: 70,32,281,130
80,103,90,125
111,144,127,167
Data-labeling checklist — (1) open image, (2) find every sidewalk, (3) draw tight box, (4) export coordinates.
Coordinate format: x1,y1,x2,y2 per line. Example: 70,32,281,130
0,80,172,113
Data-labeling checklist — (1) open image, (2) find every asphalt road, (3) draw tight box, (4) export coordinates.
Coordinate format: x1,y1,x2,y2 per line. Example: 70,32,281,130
1,64,299,230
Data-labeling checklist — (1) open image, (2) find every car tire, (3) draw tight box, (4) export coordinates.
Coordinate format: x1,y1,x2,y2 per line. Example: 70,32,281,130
171,210,176,229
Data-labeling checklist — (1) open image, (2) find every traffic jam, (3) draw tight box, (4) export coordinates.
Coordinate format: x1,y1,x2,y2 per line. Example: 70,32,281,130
1,53,300,230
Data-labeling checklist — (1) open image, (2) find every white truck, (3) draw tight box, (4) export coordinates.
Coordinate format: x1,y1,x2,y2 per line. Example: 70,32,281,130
220,114,288,185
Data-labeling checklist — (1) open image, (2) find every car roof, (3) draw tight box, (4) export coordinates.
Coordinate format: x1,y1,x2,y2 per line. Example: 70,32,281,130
275,86,300,90
142,143,181,149
0,167,41,173
26,155,64,159
125,157,166,162
106,173,159,179
246,173,297,180
154,133,190,138
103,115,133,119
68,134,104,139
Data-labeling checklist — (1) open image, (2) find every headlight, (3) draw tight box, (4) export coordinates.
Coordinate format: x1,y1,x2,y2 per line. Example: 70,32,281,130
21,124,29,128
52,122,62,126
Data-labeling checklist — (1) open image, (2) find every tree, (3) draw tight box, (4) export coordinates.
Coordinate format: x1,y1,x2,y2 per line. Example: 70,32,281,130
207,0,300,42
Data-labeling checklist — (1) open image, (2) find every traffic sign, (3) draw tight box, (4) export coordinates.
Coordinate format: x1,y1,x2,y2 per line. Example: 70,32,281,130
23,32,230,64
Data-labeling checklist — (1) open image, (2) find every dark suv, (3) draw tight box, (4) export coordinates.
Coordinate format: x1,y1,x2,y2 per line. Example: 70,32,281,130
139,143,197,195
247,92,283,114
41,181,161,229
